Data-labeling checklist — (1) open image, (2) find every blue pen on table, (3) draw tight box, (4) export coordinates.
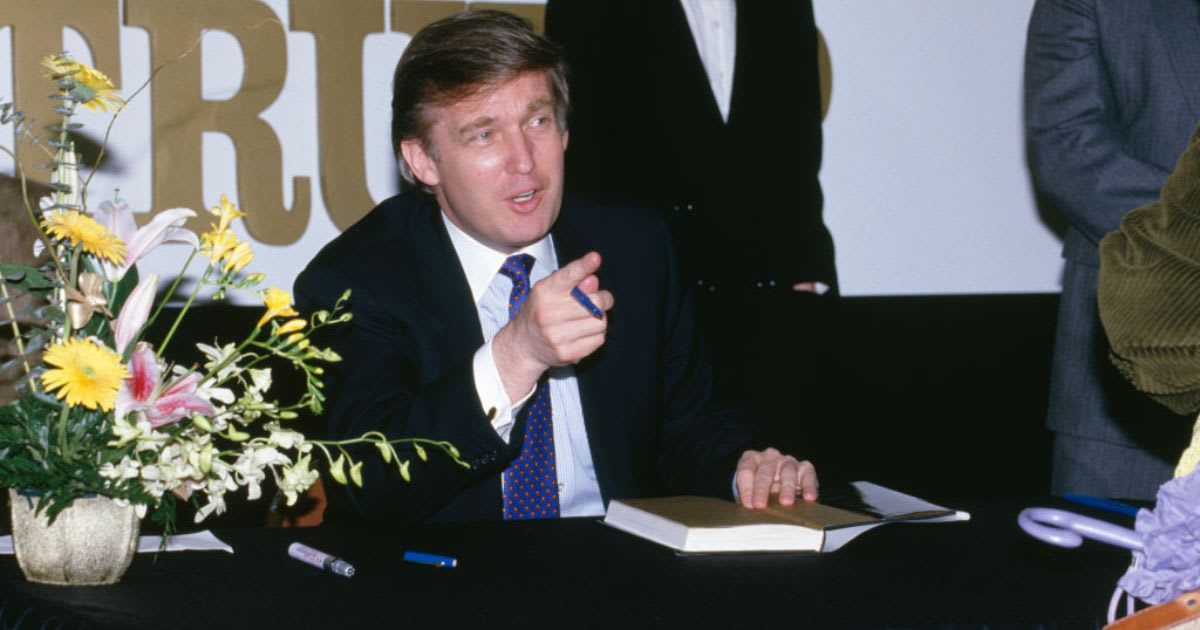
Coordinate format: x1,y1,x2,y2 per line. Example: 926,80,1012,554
1062,493,1141,518
403,550,457,568
571,286,604,319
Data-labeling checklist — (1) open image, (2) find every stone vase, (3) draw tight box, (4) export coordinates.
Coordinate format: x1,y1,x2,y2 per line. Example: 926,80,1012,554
8,488,140,585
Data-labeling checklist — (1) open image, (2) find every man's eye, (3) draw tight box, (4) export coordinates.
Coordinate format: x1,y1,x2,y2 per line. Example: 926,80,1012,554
473,130,493,142
529,116,550,128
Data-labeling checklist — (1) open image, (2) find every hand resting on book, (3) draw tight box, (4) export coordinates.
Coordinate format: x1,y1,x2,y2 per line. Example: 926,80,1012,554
736,448,819,508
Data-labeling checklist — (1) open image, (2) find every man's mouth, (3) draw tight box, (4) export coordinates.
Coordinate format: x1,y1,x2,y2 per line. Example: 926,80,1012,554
512,190,536,203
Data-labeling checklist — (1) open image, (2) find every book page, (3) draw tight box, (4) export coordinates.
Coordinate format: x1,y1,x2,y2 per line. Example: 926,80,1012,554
821,481,957,521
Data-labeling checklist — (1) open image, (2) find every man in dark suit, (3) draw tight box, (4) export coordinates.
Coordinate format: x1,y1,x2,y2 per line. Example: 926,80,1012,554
1025,0,1200,499
543,0,836,454
295,10,818,524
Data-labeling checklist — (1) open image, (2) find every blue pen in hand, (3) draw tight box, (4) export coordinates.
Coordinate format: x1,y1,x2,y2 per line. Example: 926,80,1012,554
571,286,604,319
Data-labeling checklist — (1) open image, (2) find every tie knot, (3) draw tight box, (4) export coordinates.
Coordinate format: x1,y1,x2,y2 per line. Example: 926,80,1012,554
500,253,535,283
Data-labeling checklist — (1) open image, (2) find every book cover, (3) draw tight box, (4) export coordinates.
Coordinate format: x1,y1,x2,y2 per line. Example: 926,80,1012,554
603,481,970,553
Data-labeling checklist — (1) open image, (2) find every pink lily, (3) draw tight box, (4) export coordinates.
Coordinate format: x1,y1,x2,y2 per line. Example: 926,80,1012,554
113,273,158,356
93,199,199,280
116,343,214,428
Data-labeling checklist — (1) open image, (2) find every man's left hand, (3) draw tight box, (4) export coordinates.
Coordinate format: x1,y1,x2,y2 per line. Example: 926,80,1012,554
735,448,818,508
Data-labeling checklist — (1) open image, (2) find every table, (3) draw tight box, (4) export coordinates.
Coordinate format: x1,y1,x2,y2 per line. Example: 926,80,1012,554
0,500,1134,628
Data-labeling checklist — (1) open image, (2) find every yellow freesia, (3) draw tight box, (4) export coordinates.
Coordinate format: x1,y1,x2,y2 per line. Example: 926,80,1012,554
275,318,306,336
257,286,298,328
209,195,245,234
200,227,254,273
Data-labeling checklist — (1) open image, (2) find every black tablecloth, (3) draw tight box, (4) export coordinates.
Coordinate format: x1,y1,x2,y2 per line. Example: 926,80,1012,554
0,500,1133,629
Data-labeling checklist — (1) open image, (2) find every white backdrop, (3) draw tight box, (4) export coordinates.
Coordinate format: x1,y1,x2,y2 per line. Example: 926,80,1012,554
1,0,1058,301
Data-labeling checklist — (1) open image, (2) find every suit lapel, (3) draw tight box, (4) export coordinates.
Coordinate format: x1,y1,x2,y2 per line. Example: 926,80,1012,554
400,196,485,369
652,0,726,126
550,203,628,501
1153,0,1200,118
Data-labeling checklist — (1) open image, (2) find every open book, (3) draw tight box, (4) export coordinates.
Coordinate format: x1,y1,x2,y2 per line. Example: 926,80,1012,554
602,481,970,553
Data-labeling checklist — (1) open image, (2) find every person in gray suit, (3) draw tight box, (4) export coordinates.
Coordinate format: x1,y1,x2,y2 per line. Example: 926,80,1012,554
1025,0,1200,499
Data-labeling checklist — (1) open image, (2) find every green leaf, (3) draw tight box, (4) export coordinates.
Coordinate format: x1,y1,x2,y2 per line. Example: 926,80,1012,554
108,266,139,318
0,264,55,293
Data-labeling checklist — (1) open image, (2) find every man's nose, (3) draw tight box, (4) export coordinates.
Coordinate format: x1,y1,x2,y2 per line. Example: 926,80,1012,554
504,133,536,174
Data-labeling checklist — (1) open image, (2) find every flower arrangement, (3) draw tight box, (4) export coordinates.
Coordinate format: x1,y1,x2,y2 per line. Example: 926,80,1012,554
0,54,465,531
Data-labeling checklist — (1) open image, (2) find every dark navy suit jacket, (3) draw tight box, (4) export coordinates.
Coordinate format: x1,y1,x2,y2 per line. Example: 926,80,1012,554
294,192,758,524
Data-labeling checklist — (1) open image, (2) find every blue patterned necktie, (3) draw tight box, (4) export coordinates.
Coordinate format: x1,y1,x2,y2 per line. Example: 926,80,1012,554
499,254,561,520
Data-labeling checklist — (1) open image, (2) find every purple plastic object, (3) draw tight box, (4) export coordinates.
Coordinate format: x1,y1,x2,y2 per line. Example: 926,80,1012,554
1018,507,1143,550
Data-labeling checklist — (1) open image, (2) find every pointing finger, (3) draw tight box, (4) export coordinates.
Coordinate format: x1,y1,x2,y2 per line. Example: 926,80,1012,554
550,252,602,288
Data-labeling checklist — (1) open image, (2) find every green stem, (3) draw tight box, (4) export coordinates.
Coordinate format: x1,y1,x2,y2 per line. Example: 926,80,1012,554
0,269,32,382
62,244,82,340
145,248,197,333
0,145,68,283
56,402,72,465
157,266,211,359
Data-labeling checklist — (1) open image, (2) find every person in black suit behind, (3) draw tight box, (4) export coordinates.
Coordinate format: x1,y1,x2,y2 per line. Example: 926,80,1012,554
544,0,835,453
295,10,818,524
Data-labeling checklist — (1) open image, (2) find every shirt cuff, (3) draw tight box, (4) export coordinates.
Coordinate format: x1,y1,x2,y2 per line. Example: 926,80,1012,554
473,339,536,443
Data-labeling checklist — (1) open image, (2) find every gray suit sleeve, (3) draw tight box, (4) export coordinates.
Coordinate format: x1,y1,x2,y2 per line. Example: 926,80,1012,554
1024,0,1172,244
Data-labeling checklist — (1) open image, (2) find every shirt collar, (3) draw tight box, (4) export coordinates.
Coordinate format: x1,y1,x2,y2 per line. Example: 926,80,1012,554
441,213,557,304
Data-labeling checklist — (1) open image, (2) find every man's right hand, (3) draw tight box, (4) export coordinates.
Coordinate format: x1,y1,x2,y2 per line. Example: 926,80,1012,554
491,251,614,401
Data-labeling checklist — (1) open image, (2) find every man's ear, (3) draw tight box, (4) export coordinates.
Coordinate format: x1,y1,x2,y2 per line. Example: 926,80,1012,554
561,129,569,152
400,138,440,187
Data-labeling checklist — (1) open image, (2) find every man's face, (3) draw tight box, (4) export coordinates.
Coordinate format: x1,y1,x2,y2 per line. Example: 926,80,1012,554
401,71,569,254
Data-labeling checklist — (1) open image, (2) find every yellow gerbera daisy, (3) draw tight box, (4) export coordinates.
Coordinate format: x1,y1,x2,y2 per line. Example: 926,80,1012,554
41,54,124,113
257,287,299,328
42,210,127,264
40,338,129,411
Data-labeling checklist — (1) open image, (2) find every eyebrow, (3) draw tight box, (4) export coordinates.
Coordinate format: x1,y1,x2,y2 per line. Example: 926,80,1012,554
457,116,496,136
527,97,553,114
454,98,554,136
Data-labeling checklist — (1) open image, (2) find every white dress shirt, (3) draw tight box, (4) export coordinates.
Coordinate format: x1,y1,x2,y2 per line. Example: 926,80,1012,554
679,0,737,122
442,214,605,517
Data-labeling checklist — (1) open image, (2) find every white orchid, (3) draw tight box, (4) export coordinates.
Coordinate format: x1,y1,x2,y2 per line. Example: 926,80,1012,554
266,422,309,451
279,454,320,507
